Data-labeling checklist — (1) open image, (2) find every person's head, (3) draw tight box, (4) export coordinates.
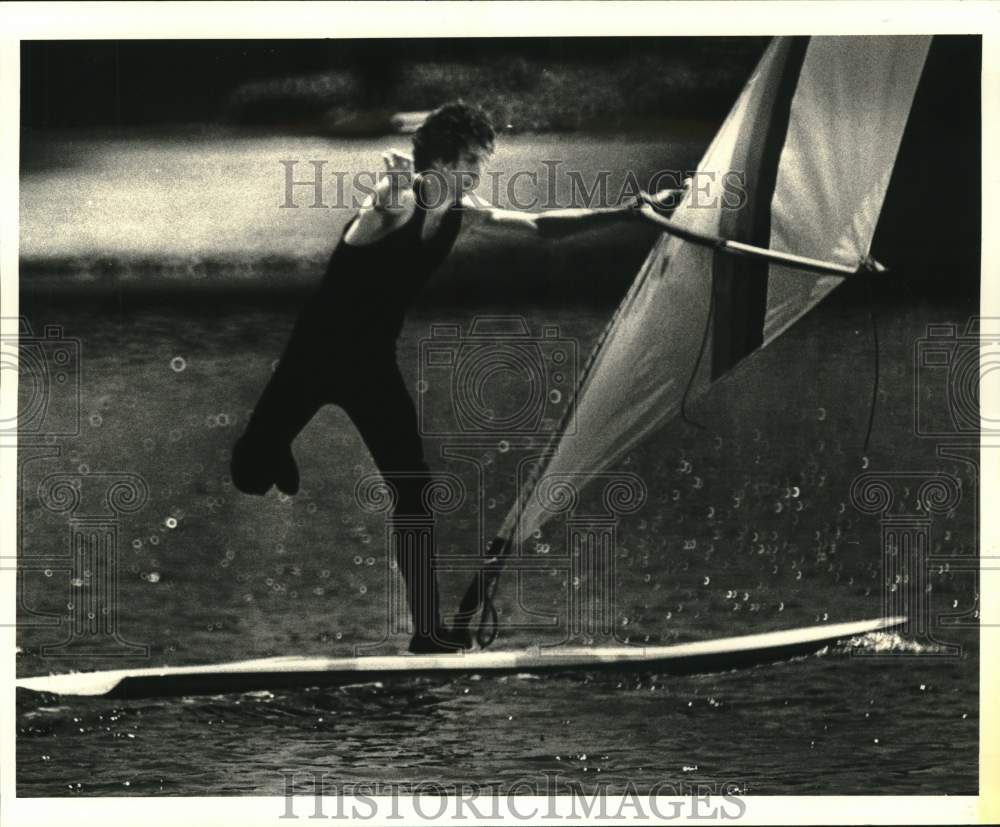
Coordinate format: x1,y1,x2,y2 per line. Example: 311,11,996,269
412,101,495,196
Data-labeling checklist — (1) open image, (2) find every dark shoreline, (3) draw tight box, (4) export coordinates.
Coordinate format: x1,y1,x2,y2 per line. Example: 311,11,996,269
18,219,664,307
22,38,769,135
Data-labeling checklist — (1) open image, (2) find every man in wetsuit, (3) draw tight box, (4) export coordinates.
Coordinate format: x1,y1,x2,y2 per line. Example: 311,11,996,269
231,102,674,653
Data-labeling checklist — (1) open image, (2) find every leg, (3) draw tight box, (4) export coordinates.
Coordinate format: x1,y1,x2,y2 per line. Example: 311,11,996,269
340,360,464,652
231,360,323,496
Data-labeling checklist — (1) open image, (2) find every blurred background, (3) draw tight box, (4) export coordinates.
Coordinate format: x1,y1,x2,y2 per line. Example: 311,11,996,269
20,37,768,303
21,38,766,133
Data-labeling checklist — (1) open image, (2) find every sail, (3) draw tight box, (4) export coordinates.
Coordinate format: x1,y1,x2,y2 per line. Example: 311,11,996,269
499,36,931,549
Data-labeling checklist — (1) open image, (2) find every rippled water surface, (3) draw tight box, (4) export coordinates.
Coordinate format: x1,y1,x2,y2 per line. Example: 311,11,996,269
16,297,979,796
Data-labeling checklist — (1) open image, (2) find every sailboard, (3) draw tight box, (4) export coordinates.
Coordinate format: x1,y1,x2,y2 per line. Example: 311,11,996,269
457,36,934,646
15,616,903,699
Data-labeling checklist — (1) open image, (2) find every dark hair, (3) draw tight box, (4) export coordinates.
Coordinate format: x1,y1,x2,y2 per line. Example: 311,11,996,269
412,101,495,173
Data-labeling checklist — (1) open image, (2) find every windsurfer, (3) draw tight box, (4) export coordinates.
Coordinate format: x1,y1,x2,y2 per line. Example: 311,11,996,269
230,101,677,653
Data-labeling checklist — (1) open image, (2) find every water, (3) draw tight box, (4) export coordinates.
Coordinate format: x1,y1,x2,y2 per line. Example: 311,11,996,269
16,296,979,796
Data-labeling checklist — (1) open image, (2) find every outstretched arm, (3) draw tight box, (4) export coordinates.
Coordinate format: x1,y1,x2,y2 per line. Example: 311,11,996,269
461,188,684,241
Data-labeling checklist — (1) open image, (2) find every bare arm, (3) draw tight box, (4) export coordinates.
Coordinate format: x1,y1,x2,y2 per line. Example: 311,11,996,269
460,188,684,241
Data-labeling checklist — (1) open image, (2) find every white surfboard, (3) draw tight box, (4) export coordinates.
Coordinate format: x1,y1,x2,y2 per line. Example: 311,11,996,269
15,616,904,699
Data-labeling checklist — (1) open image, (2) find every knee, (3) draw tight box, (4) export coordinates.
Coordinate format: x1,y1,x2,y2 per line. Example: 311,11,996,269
230,432,300,497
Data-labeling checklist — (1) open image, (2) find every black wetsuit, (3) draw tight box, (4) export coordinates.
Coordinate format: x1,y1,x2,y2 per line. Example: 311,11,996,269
231,184,464,650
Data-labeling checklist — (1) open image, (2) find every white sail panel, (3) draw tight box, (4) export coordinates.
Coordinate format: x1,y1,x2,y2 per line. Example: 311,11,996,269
764,36,931,343
507,39,790,545
501,36,930,548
